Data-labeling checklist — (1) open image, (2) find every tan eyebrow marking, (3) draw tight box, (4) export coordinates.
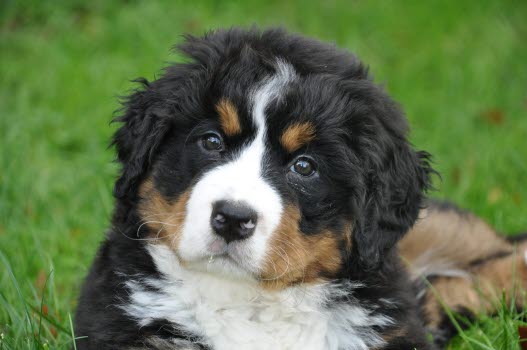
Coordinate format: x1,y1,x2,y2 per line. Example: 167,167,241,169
280,122,316,153
215,98,242,136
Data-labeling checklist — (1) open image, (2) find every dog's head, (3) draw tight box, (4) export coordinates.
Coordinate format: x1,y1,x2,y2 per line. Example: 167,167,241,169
113,28,433,288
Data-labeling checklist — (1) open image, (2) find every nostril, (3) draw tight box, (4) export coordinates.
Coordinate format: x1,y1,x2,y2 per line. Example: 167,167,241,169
240,220,255,230
214,213,226,223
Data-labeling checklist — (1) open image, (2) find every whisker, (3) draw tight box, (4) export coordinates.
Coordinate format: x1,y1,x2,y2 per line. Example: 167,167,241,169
271,236,309,296
260,245,292,281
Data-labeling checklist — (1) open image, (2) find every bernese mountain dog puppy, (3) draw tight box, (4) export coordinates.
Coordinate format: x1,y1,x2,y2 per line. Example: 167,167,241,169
75,28,527,350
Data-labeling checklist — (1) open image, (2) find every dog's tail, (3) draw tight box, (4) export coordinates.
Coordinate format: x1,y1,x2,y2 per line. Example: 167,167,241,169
399,201,527,347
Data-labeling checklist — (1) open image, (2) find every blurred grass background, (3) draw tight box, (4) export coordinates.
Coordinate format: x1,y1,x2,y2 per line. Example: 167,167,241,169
1,0,526,348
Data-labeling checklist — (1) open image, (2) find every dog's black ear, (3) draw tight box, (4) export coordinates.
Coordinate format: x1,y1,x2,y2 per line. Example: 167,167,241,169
112,79,170,200
351,92,434,269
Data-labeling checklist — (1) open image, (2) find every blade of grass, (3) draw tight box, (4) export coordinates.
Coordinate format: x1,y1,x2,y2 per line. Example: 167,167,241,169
68,313,77,350
0,250,36,348
27,305,71,336
36,270,53,346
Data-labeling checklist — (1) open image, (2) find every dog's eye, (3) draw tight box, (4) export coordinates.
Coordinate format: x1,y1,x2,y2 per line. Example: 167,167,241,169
290,157,316,177
201,133,224,151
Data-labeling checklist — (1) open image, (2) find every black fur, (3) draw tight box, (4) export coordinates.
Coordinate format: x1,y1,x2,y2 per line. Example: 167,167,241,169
75,27,439,349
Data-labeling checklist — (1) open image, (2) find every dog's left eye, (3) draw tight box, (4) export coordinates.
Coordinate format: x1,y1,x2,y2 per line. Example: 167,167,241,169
201,133,224,151
290,157,316,177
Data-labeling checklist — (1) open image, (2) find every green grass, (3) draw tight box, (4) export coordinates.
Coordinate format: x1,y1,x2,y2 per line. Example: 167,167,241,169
1,0,526,348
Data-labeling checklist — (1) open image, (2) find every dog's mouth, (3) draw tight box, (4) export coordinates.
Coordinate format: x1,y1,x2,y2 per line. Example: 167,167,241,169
209,239,252,267
183,236,259,278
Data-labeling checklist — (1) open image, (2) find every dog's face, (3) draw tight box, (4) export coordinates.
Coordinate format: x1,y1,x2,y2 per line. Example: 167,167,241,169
113,29,432,289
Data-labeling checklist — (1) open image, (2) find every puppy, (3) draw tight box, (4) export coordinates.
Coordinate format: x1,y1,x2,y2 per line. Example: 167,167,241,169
75,27,527,350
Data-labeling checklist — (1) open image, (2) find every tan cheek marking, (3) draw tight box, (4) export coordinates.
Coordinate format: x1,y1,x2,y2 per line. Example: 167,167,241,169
259,205,342,290
215,98,241,136
280,122,316,153
138,179,190,250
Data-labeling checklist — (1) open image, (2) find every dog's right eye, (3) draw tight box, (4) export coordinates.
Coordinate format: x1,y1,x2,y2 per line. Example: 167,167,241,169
201,133,224,152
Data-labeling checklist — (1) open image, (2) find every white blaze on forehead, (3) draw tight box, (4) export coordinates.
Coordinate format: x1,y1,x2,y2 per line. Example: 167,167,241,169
251,59,297,130
178,60,296,274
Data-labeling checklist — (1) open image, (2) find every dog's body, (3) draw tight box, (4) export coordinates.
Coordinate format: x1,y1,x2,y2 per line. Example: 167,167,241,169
75,28,526,350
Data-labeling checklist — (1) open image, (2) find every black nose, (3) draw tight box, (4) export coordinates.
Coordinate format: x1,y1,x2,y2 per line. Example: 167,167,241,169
211,200,258,243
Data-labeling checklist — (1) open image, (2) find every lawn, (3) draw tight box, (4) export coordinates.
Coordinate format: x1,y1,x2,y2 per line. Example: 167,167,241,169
1,0,526,348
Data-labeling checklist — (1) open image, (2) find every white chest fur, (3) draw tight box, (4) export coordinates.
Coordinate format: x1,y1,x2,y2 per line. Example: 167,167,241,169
120,245,390,350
